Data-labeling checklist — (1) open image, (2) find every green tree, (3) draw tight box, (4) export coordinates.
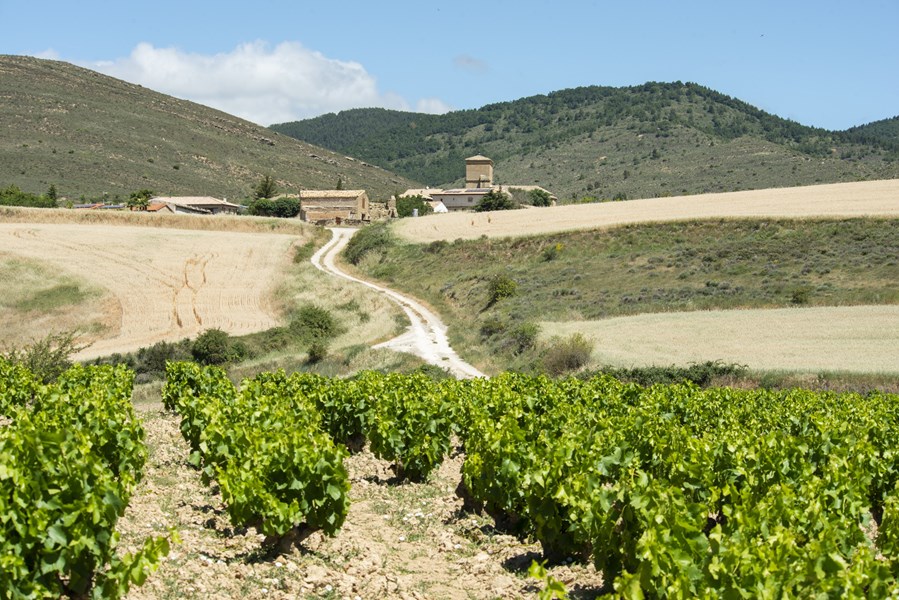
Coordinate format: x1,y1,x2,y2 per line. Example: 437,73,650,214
127,189,153,210
253,174,278,200
395,194,434,218
335,176,344,190
1,330,84,383
475,189,515,212
0,185,56,209
247,196,300,218
46,184,58,201
527,188,552,207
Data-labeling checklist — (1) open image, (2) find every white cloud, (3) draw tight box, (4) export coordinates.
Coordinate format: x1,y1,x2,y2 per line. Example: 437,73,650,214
416,97,453,114
87,41,446,125
34,49,60,60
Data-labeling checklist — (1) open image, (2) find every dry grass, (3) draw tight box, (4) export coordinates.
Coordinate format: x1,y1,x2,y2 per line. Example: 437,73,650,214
0,206,316,236
0,253,116,347
395,179,899,243
540,305,899,374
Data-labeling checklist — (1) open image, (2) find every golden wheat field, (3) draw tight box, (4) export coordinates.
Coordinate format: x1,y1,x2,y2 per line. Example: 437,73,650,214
541,305,899,374
0,221,303,359
395,179,899,243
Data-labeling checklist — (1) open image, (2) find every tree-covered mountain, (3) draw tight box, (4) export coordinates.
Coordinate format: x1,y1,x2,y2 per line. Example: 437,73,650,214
271,82,899,201
0,55,415,202
844,116,899,151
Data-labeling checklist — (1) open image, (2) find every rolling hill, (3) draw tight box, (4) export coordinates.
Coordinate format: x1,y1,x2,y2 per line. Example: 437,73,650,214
271,82,899,201
0,55,416,202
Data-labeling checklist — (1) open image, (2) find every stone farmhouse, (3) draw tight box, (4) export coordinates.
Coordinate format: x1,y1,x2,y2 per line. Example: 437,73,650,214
403,155,556,212
297,190,370,224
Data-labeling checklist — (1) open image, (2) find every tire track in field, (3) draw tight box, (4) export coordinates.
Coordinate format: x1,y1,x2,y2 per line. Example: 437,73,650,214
0,223,292,359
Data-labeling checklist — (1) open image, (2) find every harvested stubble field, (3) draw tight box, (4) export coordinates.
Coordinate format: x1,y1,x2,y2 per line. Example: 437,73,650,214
394,179,899,243
0,222,296,359
540,305,899,374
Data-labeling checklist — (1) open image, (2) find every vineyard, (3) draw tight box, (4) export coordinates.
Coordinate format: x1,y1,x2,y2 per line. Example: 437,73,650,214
6,360,899,598
0,358,172,599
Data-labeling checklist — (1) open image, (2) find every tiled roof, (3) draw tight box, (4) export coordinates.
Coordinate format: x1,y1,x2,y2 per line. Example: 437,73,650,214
298,190,366,199
153,196,242,208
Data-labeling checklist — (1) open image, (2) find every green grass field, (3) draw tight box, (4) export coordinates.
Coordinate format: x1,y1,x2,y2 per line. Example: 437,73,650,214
351,218,899,377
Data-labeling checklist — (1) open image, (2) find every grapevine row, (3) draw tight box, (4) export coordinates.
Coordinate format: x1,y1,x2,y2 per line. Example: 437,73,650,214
162,364,899,597
0,358,170,599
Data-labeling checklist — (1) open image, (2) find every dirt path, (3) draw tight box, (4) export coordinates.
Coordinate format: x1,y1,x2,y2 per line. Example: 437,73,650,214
395,179,899,243
311,228,484,379
0,223,298,360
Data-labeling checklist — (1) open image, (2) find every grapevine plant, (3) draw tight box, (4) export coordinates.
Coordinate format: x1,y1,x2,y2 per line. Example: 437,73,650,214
0,359,171,599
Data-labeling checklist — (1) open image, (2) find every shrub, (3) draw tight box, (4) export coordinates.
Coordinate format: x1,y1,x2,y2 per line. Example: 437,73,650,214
479,316,507,339
191,329,243,365
134,339,192,379
541,242,564,261
581,361,747,387
248,197,300,218
542,333,594,376
790,287,811,305
1,330,84,383
506,322,540,355
424,240,449,254
290,305,344,342
343,222,394,265
487,275,518,306
306,341,328,364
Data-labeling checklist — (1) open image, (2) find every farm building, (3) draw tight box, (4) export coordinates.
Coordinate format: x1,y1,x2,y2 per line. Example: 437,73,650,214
464,154,494,188
429,188,494,211
421,155,556,212
151,196,242,215
298,190,370,223
398,188,449,214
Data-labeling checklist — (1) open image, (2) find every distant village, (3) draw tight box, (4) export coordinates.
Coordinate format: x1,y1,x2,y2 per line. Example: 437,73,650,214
72,155,556,226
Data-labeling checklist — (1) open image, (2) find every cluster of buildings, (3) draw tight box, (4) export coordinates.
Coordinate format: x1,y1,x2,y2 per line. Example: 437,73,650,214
76,155,551,223
400,155,556,212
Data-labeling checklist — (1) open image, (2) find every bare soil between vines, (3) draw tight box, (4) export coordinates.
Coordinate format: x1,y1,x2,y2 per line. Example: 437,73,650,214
120,398,604,600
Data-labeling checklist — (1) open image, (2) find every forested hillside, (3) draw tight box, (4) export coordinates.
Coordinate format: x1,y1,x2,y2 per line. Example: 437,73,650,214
272,82,899,201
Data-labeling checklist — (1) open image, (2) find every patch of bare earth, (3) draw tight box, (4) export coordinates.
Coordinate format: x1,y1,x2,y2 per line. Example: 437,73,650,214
395,179,899,243
121,400,603,600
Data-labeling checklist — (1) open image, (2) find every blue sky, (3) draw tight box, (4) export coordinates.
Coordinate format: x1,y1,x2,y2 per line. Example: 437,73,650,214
2,1,896,129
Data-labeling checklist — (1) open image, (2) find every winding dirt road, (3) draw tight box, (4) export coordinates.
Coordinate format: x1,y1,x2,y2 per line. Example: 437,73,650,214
311,228,484,379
